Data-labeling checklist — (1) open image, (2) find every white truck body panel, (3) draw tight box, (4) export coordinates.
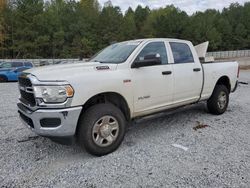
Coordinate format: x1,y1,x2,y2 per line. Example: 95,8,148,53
23,38,238,126
201,62,238,100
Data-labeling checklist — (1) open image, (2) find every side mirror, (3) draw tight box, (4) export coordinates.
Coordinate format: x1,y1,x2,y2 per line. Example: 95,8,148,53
132,53,161,68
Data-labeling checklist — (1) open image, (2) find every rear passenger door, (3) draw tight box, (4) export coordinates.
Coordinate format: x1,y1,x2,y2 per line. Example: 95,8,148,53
169,42,203,104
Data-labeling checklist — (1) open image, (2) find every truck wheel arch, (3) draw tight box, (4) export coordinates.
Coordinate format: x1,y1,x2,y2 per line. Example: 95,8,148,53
79,92,131,122
214,76,231,93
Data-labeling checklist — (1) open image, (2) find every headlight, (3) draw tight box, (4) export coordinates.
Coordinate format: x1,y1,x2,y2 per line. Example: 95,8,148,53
33,85,74,103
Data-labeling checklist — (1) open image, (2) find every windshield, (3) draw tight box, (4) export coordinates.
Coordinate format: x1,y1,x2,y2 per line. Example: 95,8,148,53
89,41,140,64
0,62,12,68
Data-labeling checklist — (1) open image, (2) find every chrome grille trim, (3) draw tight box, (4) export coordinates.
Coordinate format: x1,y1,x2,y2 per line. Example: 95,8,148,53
18,75,36,107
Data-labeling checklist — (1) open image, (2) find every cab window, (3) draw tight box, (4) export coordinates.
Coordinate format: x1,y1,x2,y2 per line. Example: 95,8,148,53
170,42,194,64
0,62,12,68
24,62,33,67
12,62,24,67
136,42,168,64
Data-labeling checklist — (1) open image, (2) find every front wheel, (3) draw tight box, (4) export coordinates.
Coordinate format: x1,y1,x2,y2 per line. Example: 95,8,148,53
207,85,229,115
77,103,127,156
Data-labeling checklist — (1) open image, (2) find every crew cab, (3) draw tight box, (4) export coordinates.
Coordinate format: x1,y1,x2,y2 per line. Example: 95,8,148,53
0,61,33,82
17,38,239,156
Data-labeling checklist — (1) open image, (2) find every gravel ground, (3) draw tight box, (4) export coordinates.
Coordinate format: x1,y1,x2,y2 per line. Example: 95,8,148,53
0,71,250,188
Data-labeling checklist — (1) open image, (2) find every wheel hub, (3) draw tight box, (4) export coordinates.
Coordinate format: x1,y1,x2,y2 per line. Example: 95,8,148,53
92,115,119,147
218,91,227,109
99,124,112,138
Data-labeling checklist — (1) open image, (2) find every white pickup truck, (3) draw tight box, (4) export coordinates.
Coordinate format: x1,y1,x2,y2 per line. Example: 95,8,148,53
17,38,239,156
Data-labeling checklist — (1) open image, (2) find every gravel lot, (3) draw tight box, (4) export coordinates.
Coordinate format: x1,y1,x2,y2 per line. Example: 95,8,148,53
0,71,250,188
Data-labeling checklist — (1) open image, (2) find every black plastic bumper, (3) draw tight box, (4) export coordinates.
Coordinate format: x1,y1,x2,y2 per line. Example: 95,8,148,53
232,81,238,93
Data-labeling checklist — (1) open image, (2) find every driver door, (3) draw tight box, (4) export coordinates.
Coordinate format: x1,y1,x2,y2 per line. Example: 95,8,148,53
130,41,174,115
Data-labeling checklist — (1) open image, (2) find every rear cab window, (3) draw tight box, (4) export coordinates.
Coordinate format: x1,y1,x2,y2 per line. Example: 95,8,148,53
170,42,194,64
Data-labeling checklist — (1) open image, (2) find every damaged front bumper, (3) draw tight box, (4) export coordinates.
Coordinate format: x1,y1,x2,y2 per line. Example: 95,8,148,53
17,102,82,137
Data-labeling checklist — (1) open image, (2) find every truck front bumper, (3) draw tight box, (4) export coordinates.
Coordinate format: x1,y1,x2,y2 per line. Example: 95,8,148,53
17,103,82,137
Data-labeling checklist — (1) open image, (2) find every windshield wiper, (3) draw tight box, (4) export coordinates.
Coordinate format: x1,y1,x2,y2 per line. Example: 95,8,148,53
93,60,104,63
93,60,116,64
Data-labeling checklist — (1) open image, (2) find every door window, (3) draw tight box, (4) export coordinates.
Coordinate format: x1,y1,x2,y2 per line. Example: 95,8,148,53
170,42,194,64
24,62,33,67
136,42,168,64
12,62,23,67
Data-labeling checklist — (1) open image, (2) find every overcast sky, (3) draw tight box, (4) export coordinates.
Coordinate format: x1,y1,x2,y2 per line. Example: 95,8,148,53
98,0,249,14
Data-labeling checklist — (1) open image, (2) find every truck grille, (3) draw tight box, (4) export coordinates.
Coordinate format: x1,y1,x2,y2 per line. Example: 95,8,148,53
18,76,32,87
18,76,36,107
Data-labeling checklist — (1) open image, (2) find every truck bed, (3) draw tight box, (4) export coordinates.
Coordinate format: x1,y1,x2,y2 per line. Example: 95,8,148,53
200,61,238,100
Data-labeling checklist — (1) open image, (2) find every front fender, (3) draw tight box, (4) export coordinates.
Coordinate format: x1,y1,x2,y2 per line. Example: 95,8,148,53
69,73,133,115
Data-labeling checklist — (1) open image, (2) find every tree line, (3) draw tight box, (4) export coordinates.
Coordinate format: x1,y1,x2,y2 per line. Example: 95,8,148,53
0,0,249,59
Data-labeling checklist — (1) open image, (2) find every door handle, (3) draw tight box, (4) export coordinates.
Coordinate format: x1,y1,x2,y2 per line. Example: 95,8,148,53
162,71,172,75
193,68,201,72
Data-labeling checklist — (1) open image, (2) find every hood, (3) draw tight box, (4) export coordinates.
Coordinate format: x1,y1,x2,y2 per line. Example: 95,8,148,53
25,62,118,81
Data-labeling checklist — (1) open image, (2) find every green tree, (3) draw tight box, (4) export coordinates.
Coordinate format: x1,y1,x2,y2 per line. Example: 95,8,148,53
233,23,247,49
121,7,136,40
215,18,233,50
134,5,150,38
1,0,250,58
0,0,7,57
10,0,44,58
98,3,123,46
186,10,222,50
145,6,189,39
242,2,250,49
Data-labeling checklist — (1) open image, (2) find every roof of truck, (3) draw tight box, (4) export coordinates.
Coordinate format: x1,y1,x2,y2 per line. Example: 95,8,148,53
127,38,191,44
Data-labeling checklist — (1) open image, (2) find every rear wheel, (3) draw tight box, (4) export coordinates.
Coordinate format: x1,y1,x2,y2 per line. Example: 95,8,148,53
207,85,229,115
0,75,7,82
77,103,126,156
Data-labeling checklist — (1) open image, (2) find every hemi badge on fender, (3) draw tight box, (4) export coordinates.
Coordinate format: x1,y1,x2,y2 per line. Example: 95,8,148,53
96,66,110,70
123,79,131,83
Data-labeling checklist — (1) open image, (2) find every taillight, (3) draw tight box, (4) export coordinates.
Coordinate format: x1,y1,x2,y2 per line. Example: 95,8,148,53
237,66,240,78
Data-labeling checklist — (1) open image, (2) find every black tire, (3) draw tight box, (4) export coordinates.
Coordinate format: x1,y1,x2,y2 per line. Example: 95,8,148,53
77,103,127,156
207,85,229,115
0,75,7,82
